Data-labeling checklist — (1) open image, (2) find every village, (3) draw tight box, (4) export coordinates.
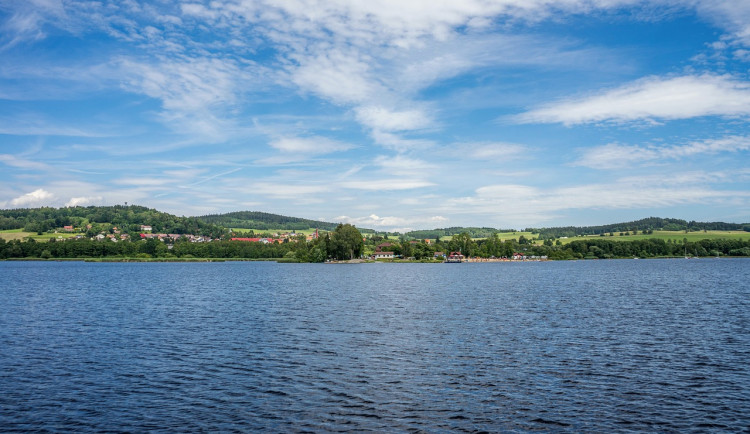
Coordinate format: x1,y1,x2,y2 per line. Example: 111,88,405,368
370,241,547,262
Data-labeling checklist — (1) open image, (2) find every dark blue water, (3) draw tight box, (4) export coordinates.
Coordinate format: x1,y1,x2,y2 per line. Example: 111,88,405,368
1,259,748,432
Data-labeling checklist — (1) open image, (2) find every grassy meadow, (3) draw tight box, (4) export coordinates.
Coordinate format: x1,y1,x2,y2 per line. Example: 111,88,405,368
420,230,749,246
0,229,85,242
557,230,750,244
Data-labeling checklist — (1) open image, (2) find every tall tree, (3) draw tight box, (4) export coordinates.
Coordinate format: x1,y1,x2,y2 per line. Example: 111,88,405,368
329,224,364,260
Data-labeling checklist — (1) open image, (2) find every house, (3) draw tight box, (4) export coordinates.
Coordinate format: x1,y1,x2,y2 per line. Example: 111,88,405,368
231,237,265,243
434,251,445,259
63,225,74,232
306,229,320,242
446,252,464,262
372,251,395,259
140,225,152,232
376,242,394,252
140,233,168,240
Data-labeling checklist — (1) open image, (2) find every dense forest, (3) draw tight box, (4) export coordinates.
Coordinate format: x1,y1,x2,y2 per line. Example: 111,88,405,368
197,211,344,231
404,227,515,239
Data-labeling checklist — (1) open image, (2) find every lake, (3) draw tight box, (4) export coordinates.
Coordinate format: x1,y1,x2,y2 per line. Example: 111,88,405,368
1,259,748,431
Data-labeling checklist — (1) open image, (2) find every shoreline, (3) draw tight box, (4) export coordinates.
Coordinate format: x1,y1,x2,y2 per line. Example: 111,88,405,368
2,256,745,263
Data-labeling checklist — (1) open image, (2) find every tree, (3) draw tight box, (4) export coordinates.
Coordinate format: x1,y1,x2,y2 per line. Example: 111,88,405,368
329,224,364,260
448,232,476,257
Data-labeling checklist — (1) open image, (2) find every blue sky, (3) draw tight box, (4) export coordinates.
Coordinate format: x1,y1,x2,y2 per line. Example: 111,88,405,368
1,1,749,231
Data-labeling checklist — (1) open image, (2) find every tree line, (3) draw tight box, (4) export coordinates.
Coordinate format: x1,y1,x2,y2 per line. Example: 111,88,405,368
2,230,749,261
528,217,750,239
0,224,366,262
0,205,226,237
197,211,342,231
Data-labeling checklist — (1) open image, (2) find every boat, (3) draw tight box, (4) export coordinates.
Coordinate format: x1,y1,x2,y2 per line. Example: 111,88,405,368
445,252,465,263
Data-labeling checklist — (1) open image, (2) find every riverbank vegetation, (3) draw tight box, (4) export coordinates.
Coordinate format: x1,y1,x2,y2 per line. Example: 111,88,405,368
2,228,749,261
1,206,748,261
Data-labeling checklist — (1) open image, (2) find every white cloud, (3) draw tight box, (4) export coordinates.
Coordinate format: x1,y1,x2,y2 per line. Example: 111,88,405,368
0,154,50,170
371,130,435,150
374,154,436,174
66,196,103,207
575,143,661,169
575,136,750,169
114,177,174,187
436,172,750,226
465,142,527,160
694,1,750,46
10,188,54,207
290,49,377,104
270,136,353,154
334,213,448,232
355,106,432,131
246,182,331,199
341,179,435,191
516,74,750,125
114,55,260,140
0,0,66,50
116,56,245,110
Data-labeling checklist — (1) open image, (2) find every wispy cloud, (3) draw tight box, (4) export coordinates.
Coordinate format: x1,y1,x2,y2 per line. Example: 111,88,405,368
515,74,750,125
1,0,750,228
244,182,332,200
269,136,353,154
0,0,67,50
374,154,437,175
341,179,435,191
0,154,50,171
355,106,433,131
575,136,750,169
181,168,243,188
255,136,355,165
436,172,750,227
460,142,528,161
694,1,750,46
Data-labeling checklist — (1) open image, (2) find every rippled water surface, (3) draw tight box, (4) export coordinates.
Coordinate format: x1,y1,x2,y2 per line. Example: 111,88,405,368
1,259,749,431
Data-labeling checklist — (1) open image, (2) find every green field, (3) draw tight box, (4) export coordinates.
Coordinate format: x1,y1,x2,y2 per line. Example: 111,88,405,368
438,231,537,242
0,228,85,242
558,230,750,244
434,230,750,246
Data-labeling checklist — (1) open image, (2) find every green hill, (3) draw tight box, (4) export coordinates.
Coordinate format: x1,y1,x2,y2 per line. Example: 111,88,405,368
197,211,346,232
0,205,226,238
405,227,516,239
527,217,749,239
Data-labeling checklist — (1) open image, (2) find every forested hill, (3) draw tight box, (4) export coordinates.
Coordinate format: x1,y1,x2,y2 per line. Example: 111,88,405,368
197,211,346,231
405,227,516,239
0,205,226,237
2,206,748,238
527,217,750,239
